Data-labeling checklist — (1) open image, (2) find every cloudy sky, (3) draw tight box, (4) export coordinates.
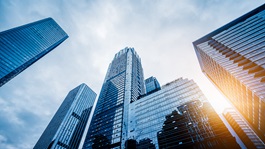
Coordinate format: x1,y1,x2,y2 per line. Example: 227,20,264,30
0,0,264,148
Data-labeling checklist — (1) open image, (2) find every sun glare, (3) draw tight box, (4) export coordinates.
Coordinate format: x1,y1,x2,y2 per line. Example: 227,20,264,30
196,76,232,114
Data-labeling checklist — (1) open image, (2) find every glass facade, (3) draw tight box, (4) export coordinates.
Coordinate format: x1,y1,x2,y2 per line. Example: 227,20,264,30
157,101,240,149
0,17,68,87
223,108,265,148
34,83,96,149
128,78,239,149
193,4,265,143
83,47,145,149
145,76,161,94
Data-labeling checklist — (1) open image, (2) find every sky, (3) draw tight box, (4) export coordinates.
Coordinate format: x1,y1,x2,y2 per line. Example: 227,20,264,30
0,0,264,148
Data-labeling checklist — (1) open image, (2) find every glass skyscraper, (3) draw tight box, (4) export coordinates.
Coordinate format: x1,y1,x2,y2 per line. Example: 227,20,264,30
193,4,265,142
34,83,96,149
83,47,145,149
144,76,161,94
0,17,68,87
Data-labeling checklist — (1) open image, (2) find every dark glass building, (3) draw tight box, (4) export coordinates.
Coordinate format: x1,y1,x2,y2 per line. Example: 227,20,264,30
0,17,68,87
83,47,145,149
157,101,240,149
223,108,265,148
34,83,96,149
145,76,161,94
193,4,265,142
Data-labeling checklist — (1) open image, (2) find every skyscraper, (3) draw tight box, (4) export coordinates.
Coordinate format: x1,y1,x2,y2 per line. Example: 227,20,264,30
128,78,239,149
0,17,68,87
83,47,145,149
223,108,265,148
144,76,161,94
34,83,96,149
193,4,265,142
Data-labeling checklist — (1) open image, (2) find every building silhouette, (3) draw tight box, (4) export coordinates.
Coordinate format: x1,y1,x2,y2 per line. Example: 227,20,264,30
193,4,265,142
34,83,96,149
124,138,155,149
83,47,145,148
0,17,68,87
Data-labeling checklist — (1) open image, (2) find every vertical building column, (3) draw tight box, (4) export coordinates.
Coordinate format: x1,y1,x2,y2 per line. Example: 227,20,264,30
121,49,133,148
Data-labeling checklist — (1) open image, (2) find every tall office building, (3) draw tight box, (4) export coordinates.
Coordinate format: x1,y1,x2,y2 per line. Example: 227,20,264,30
83,47,145,149
0,17,68,87
223,108,265,148
34,83,96,149
193,4,265,142
128,78,239,149
145,76,161,94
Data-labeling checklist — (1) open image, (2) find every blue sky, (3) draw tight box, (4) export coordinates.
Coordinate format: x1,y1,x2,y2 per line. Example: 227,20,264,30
0,0,264,148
